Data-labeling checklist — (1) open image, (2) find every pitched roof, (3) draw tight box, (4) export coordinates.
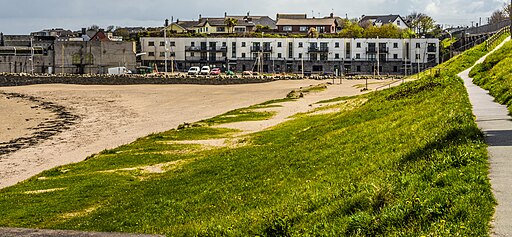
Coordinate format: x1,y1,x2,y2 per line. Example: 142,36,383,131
276,14,307,20
176,20,200,30
227,16,277,29
276,18,337,26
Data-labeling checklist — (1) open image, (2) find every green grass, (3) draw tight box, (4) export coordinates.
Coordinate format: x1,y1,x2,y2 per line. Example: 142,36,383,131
0,44,495,236
470,40,512,114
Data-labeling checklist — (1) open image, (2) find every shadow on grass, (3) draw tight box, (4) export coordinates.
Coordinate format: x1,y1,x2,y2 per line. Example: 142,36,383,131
399,126,484,166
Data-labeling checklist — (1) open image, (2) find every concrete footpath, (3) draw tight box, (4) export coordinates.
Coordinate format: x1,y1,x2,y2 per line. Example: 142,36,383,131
458,36,512,237
0,228,164,237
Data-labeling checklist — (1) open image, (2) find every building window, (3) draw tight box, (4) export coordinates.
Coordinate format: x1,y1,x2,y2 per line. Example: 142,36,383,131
222,52,227,57
206,27,209,32
241,53,246,58
277,42,282,47
356,53,361,59
397,20,401,26
393,54,398,59
356,66,361,72
298,53,302,59
148,52,155,56
148,41,155,46
299,26,308,32
222,42,227,47
242,42,246,47
235,27,246,32
278,53,282,58
283,26,292,32
316,26,325,33
416,43,421,48
191,42,195,47
217,27,225,32
335,53,340,59
298,42,303,48
335,42,340,48
393,42,398,48
160,41,165,46
393,66,398,72
356,42,361,48
170,41,175,47
160,52,165,57
416,54,421,60
191,52,195,57
170,52,175,57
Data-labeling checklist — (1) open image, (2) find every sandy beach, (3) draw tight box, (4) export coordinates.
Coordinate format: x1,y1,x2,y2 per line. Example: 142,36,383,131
0,79,397,189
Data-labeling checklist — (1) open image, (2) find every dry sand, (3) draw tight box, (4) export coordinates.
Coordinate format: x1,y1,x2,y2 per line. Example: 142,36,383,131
0,94,56,144
0,79,399,189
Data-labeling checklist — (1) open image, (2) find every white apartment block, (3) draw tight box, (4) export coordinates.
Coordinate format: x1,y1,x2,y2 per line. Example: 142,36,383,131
140,37,439,75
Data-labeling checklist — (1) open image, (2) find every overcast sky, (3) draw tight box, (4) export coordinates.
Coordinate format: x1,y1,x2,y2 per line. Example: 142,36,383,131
0,0,509,34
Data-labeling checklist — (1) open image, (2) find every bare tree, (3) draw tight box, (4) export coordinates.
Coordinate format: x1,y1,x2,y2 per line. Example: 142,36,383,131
490,9,506,24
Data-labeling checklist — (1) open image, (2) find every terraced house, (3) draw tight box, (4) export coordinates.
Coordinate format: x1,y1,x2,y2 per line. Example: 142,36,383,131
140,36,439,75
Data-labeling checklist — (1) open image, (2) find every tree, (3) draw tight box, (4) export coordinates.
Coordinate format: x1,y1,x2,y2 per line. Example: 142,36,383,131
490,9,506,24
88,25,100,31
224,18,238,33
106,25,115,32
406,12,436,37
114,28,130,39
338,20,364,38
307,27,319,38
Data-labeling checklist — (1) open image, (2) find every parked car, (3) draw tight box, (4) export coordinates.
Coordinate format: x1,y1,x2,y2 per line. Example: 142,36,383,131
210,68,221,75
188,67,200,75
200,66,211,75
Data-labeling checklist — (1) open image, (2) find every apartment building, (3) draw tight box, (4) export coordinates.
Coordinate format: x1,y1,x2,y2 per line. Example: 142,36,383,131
140,37,439,75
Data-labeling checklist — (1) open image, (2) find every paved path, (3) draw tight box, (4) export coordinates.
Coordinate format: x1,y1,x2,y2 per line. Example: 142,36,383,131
0,228,164,237
458,36,512,237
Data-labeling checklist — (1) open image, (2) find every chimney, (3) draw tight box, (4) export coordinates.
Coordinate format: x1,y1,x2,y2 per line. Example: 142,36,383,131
247,11,250,17
330,13,334,18
81,28,86,36
0,33,3,46
177,19,180,23
199,14,202,19
225,12,227,18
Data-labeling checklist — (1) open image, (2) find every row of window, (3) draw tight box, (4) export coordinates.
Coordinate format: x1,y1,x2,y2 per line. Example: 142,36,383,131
147,41,432,50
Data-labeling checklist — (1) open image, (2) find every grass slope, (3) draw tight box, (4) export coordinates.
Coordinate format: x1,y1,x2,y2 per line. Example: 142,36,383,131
470,40,512,113
0,44,494,236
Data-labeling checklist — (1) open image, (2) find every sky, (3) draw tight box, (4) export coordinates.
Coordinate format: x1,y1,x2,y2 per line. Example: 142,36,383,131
0,0,509,34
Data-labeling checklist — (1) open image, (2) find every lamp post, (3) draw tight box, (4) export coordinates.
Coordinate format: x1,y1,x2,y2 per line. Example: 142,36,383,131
164,19,169,74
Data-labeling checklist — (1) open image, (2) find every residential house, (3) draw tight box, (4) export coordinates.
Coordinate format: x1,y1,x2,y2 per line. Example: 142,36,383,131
169,20,200,33
276,14,338,34
359,15,410,30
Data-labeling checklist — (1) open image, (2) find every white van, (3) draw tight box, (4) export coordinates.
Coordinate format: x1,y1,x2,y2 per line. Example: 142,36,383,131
200,66,211,75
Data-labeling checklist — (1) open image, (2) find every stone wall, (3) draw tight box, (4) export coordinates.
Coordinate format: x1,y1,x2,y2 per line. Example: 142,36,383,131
0,74,276,87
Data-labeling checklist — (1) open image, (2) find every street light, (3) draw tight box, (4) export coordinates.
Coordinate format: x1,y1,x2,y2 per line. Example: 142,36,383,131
164,19,169,74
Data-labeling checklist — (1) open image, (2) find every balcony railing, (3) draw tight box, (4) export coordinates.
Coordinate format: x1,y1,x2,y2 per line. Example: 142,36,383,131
308,47,329,52
250,46,273,52
427,46,437,52
185,56,227,62
185,46,228,52
366,47,389,54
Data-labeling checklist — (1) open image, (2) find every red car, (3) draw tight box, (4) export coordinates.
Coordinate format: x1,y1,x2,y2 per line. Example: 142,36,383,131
210,68,221,75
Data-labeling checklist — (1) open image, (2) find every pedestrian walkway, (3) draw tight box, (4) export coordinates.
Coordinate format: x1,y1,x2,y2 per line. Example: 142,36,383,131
458,36,512,237
0,227,164,237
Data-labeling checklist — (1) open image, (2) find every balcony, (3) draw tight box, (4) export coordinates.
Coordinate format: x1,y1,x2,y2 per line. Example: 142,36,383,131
185,46,228,52
366,47,389,54
308,47,329,52
184,57,227,62
250,46,273,52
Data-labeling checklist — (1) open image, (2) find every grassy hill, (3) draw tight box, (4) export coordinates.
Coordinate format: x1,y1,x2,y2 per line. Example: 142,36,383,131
470,39,512,113
0,43,494,236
